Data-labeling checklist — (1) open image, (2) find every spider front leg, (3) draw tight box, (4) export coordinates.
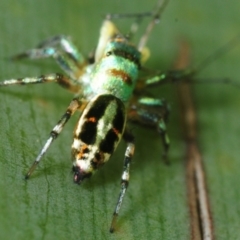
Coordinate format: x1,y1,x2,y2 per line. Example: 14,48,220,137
25,97,82,179
11,35,86,79
0,73,80,93
110,130,135,233
128,96,170,162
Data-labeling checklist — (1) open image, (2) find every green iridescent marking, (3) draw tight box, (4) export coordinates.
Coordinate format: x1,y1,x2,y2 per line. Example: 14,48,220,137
95,99,117,144
138,97,164,106
165,135,170,144
91,41,140,102
146,74,166,85
158,119,166,131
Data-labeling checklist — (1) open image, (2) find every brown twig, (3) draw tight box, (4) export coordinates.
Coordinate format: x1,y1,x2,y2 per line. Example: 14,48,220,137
174,41,214,240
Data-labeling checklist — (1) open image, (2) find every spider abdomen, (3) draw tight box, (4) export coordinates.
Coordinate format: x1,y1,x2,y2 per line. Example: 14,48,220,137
71,94,126,183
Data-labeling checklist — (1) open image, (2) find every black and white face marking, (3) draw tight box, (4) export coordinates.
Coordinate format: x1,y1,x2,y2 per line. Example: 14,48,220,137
71,94,126,184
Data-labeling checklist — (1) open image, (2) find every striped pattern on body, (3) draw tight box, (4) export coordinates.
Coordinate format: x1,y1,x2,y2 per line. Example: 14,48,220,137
90,38,141,103
72,94,126,183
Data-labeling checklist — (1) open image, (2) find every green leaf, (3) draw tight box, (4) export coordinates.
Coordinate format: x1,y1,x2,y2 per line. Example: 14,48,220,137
0,0,239,239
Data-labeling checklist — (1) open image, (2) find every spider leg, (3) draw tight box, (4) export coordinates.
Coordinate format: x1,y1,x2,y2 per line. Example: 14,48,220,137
105,11,152,41
128,96,170,162
94,20,119,63
137,0,169,52
110,129,135,233
142,69,194,88
11,35,86,79
0,73,80,93
140,34,240,88
25,97,83,179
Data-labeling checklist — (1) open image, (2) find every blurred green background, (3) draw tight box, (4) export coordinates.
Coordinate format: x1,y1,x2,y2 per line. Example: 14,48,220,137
0,0,239,239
